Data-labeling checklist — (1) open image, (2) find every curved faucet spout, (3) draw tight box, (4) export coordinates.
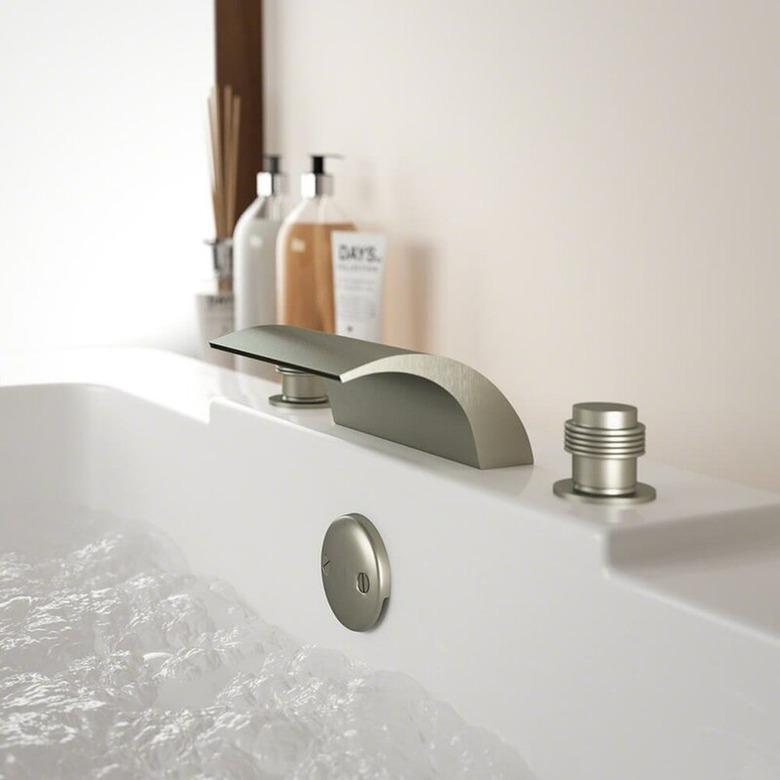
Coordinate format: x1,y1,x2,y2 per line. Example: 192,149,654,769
211,325,533,469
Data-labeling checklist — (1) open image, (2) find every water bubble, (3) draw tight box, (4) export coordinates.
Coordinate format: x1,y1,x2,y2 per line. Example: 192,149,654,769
0,507,535,778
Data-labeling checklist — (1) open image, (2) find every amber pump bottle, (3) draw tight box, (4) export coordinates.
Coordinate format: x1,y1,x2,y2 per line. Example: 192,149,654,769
275,155,355,332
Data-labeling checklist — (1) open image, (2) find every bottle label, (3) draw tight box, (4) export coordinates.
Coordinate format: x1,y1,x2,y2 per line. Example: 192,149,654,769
331,232,387,341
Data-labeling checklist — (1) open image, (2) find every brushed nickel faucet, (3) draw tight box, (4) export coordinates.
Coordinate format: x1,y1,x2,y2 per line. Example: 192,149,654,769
553,402,656,505
211,325,533,469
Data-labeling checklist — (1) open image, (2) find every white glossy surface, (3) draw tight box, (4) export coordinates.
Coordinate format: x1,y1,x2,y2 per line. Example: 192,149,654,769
2,348,780,779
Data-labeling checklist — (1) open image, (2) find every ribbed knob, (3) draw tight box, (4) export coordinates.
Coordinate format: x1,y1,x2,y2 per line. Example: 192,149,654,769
565,402,646,497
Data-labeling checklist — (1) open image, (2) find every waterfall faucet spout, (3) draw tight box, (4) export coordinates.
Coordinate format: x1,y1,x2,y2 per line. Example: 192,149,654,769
211,325,533,469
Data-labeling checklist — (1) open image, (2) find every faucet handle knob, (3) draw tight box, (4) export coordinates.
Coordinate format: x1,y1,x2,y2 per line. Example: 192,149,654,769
554,401,656,506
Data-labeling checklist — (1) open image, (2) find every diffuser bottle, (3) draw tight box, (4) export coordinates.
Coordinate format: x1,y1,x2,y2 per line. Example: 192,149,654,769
196,239,234,369
276,155,355,332
233,155,286,377
198,84,241,369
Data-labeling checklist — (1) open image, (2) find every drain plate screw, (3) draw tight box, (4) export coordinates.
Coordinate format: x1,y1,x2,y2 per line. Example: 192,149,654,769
356,572,370,594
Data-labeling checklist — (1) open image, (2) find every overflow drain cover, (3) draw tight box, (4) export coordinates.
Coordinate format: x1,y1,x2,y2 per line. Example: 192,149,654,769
321,514,391,631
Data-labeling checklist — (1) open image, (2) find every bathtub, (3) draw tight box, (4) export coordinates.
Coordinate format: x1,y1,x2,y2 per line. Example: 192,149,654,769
2,347,779,779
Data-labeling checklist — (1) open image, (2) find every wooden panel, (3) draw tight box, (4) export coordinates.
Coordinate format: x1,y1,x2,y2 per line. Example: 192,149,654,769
215,0,263,224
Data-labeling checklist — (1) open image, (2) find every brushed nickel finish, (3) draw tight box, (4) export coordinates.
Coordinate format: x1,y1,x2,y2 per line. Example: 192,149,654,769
321,513,390,632
553,479,657,506
268,366,330,409
554,402,656,505
211,325,533,469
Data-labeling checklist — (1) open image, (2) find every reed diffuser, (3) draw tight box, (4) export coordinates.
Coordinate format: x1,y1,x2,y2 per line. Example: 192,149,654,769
197,85,242,367
207,84,241,292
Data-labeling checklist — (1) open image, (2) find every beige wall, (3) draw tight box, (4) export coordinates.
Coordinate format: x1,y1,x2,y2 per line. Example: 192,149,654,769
264,0,780,491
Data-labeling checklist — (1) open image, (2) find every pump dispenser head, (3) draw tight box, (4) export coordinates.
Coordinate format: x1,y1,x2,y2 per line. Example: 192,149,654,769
257,154,285,197
301,154,342,198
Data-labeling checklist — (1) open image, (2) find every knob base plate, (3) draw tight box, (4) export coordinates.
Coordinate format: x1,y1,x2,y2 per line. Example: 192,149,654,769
553,478,657,506
268,394,330,409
